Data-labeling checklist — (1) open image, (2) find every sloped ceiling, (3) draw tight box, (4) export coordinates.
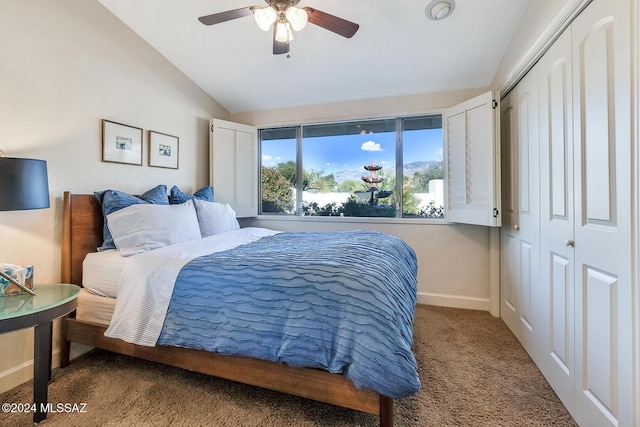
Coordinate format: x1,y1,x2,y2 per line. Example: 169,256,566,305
98,0,528,113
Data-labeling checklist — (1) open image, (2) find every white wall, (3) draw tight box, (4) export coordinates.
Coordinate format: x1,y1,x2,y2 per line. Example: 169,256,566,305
0,0,228,393
492,0,582,92
241,217,492,310
232,87,486,127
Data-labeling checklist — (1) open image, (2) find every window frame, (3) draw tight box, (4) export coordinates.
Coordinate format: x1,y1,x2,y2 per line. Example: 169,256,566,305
258,113,445,221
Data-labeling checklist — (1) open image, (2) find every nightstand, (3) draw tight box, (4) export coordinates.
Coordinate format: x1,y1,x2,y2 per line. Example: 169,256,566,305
0,283,80,423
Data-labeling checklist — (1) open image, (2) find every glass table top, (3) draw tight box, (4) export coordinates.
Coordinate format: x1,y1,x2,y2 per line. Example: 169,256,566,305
0,284,81,320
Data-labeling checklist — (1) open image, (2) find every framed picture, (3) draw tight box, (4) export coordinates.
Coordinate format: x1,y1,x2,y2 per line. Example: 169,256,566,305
102,120,143,166
148,130,179,169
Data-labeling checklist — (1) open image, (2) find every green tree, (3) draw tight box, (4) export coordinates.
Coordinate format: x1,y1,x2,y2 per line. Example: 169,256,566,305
402,176,422,215
261,166,294,213
302,201,340,216
339,197,395,217
411,163,444,192
305,169,338,192
275,161,298,188
338,179,369,193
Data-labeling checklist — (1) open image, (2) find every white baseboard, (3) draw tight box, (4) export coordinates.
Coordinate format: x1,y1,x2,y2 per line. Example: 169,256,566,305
417,292,491,312
0,349,61,394
0,358,34,394
0,343,94,394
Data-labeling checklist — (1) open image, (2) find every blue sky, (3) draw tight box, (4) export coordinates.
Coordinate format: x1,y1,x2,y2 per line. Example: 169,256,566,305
262,128,443,174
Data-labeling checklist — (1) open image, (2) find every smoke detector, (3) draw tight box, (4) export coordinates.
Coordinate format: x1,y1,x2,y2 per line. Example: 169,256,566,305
426,0,456,20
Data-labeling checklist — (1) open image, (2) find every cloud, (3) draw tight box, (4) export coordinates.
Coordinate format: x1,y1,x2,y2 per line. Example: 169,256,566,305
262,155,272,161
361,141,382,152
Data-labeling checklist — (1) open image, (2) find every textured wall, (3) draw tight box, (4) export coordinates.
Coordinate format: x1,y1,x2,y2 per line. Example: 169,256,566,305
240,217,491,311
0,0,228,392
492,0,577,92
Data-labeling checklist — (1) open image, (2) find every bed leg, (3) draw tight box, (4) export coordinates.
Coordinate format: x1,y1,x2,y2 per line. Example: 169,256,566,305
379,395,393,427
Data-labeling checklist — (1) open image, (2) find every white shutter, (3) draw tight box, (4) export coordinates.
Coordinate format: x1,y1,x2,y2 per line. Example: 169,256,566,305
445,91,501,226
210,118,258,217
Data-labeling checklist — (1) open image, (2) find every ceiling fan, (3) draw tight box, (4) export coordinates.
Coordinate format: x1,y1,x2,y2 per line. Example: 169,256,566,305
198,0,359,55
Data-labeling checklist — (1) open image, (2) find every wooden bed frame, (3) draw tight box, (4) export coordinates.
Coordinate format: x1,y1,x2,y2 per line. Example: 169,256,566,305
59,191,394,426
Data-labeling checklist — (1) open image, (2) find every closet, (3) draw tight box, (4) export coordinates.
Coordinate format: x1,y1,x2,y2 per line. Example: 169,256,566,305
499,0,635,425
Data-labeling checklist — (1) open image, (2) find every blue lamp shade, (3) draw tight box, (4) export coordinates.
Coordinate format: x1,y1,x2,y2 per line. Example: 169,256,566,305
0,157,50,211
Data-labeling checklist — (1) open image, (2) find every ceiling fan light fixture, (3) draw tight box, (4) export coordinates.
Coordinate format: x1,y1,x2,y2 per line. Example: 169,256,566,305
275,21,294,43
426,0,455,21
254,6,277,31
198,2,360,54
285,6,308,31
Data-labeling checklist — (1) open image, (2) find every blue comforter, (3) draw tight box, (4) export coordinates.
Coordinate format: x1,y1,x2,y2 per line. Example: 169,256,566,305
157,230,420,398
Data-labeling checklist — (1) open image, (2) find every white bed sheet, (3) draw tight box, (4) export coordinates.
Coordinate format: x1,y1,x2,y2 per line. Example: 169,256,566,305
76,288,115,326
82,249,126,298
104,227,279,346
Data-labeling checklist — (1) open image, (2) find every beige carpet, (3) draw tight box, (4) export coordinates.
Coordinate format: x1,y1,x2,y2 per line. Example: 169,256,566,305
0,305,577,426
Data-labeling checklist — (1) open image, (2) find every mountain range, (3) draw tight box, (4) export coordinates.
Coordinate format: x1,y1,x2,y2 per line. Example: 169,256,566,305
330,160,442,184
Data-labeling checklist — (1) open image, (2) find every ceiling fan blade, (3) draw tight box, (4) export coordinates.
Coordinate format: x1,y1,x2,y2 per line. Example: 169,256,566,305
273,26,290,55
198,7,253,26
303,7,359,38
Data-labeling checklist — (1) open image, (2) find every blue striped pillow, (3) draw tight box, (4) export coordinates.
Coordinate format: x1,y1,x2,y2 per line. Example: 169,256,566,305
94,185,168,251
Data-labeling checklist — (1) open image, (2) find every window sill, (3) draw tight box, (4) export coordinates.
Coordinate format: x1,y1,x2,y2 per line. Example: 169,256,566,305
242,214,453,226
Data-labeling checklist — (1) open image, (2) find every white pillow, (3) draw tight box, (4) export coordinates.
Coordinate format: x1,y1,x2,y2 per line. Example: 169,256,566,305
193,199,240,237
107,199,201,256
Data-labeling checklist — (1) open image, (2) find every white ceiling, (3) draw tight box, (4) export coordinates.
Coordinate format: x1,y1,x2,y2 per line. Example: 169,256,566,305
98,0,528,114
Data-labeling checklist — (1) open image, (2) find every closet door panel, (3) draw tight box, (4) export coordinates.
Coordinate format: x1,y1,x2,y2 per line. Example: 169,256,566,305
501,232,519,329
580,23,616,226
538,27,575,413
550,253,571,372
515,68,540,356
500,92,518,231
519,241,533,328
500,88,520,335
572,0,633,425
499,70,539,358
583,267,618,412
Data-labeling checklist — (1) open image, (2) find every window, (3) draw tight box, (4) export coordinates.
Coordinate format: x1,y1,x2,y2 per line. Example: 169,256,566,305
260,127,297,214
213,91,498,224
259,115,444,218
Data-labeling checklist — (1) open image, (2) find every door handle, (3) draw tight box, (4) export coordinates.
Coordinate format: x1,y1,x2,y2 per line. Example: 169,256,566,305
514,224,520,231
565,239,575,247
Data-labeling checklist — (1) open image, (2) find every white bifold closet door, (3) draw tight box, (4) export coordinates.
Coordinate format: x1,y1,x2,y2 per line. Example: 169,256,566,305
538,25,576,416
499,87,520,339
570,0,633,425
536,0,634,425
499,68,540,359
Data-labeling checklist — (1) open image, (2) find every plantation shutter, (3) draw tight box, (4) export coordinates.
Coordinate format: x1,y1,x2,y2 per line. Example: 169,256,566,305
445,91,501,226
210,118,258,217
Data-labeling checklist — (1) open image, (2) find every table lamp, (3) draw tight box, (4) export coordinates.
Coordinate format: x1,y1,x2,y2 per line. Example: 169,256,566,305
0,153,50,296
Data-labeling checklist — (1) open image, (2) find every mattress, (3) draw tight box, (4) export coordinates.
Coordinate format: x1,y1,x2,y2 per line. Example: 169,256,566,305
82,249,125,297
76,288,115,326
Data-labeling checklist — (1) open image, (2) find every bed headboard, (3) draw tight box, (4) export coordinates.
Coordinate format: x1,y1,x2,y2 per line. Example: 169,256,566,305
61,191,103,287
